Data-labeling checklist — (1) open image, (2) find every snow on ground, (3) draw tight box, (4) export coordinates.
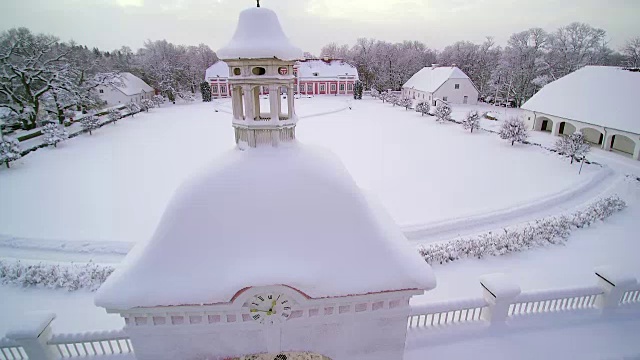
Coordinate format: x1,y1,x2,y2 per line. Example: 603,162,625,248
0,97,638,344
0,97,596,245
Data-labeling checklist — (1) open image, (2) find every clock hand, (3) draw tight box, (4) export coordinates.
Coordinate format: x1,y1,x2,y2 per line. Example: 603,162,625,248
250,309,269,313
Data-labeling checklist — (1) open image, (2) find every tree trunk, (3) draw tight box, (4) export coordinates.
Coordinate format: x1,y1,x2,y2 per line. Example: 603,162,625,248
571,157,574,164
5,160,10,169
471,127,474,133
511,140,515,146
89,130,92,135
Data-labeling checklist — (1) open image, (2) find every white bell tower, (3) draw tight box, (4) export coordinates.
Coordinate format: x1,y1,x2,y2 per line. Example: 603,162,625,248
217,2,301,149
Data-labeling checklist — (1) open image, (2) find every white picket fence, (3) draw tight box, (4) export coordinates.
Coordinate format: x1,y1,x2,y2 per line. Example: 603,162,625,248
2,267,639,360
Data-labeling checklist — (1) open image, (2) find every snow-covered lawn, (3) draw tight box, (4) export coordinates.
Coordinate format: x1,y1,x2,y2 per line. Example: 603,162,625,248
0,97,599,244
1,96,638,344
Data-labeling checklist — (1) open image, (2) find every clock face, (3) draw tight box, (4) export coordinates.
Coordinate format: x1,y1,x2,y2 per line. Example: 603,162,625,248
248,293,293,324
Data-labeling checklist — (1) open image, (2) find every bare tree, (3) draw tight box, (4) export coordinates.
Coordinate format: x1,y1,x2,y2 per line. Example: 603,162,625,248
622,37,640,67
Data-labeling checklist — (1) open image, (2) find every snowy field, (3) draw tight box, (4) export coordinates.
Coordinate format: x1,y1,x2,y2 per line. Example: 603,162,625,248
0,97,601,245
1,96,639,342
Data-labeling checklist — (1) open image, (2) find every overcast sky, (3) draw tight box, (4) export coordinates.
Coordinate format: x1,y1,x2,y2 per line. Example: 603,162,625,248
1,0,639,55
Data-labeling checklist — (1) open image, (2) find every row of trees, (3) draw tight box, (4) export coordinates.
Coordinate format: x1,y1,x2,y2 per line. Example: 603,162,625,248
319,23,640,107
0,27,216,129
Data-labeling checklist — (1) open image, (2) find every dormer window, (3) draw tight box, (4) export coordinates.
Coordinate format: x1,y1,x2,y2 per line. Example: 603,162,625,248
455,84,460,89
252,67,266,76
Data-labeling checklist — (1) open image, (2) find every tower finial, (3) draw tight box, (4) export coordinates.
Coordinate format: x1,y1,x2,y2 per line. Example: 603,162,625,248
256,0,260,7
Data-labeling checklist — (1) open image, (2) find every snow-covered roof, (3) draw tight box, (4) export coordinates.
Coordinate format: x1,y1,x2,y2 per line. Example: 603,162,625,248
112,72,154,96
297,59,358,80
403,66,471,93
205,61,229,80
95,144,435,310
217,7,302,61
522,66,640,134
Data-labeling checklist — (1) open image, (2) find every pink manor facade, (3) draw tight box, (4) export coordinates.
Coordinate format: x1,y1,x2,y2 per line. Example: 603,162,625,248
205,58,359,98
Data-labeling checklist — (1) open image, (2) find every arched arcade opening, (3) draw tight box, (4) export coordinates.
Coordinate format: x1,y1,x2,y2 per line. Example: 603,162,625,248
558,121,577,135
609,134,637,156
534,117,553,132
580,127,604,146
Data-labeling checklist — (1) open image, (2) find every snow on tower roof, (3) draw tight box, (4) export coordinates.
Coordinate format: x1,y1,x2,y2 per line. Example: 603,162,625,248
522,66,640,134
95,144,435,310
297,59,358,79
205,61,229,80
403,66,470,93
217,7,302,61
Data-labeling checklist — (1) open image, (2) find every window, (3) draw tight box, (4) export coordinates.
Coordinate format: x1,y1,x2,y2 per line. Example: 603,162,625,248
99,89,104,94
455,84,460,89
331,84,336,92
347,83,353,91
233,68,241,76
212,85,218,93
463,96,468,104
221,86,227,94
263,86,269,93
307,84,313,92
443,96,448,101
252,67,266,76
339,84,345,91
320,84,326,92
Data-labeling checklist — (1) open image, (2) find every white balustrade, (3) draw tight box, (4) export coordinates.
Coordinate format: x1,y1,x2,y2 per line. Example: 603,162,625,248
0,338,27,360
509,286,603,317
408,298,487,328
49,330,133,358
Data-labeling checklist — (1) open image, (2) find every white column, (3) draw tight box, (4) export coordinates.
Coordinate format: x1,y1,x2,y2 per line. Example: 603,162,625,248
633,141,640,161
287,86,294,119
479,273,521,325
253,88,260,119
242,85,254,121
269,85,279,121
594,266,638,311
551,120,561,136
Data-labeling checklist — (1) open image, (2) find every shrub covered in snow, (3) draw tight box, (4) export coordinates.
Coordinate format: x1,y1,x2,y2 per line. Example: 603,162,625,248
140,99,155,112
415,101,430,116
499,117,529,145
107,109,121,124
370,88,380,99
398,97,412,110
434,102,452,123
387,93,399,106
80,114,100,135
462,110,481,133
0,260,114,291
0,136,21,168
42,123,69,147
555,131,591,164
126,102,140,116
418,195,627,265
152,95,165,107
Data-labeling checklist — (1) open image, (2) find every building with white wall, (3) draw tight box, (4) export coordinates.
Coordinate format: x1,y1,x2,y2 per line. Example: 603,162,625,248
522,66,640,160
205,61,231,98
402,65,479,106
97,72,154,106
295,59,358,96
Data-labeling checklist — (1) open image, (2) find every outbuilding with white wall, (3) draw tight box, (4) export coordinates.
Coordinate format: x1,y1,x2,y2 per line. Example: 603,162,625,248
402,65,479,106
97,72,154,106
522,66,640,160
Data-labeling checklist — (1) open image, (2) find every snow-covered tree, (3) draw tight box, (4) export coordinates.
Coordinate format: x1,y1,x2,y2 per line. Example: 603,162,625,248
353,80,363,100
80,114,100,135
499,117,529,145
152,95,164,107
0,136,21,168
370,88,380,99
398,97,412,110
415,101,430,116
434,102,452,123
622,37,640,68
140,99,154,112
387,93,399,106
200,82,212,102
126,102,140,116
42,123,68,147
554,131,591,164
462,110,481,133
107,109,121,123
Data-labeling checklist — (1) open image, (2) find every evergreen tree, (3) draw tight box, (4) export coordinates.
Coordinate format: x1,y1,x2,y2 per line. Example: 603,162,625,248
462,110,481,133
353,80,364,100
201,82,212,102
415,101,430,116
80,114,100,135
499,117,529,145
0,136,21,168
434,102,452,123
42,123,68,147
554,131,591,164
